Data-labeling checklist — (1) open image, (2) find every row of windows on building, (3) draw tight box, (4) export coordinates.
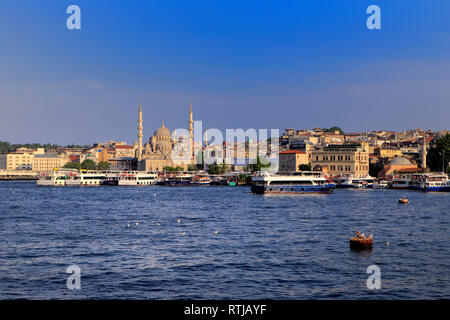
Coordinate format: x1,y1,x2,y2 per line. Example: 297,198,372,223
329,165,369,171
314,155,368,161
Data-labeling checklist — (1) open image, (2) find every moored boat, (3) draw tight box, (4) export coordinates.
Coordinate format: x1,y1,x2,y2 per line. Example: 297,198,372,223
36,169,69,186
251,171,335,194
419,173,450,192
349,232,373,249
190,174,211,185
162,173,193,186
116,171,157,186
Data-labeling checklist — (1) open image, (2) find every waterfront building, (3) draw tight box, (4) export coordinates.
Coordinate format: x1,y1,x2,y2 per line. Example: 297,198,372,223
108,157,137,170
378,156,420,179
97,148,114,163
114,145,136,158
0,148,44,170
377,146,403,159
32,154,67,172
278,150,309,173
311,143,369,177
136,102,194,171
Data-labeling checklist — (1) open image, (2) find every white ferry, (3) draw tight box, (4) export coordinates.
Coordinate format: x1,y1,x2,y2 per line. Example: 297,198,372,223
334,175,354,188
352,176,376,189
251,171,335,194
71,171,107,186
372,181,389,189
190,174,212,185
419,173,450,192
161,173,193,186
36,169,70,186
116,171,158,186
390,177,410,189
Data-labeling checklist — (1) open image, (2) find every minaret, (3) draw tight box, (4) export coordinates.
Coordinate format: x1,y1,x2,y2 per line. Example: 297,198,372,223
188,100,194,161
137,102,143,161
421,135,427,170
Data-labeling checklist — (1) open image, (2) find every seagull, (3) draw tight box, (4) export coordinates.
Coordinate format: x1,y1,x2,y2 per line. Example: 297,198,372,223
180,232,186,236
156,222,162,226
177,218,181,224
385,241,390,246
214,230,219,235
134,222,139,226
127,224,131,228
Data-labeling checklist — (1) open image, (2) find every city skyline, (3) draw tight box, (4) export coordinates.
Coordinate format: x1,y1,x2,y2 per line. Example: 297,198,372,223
1,1,450,145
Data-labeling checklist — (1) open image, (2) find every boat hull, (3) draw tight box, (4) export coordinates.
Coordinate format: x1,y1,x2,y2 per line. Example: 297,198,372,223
349,238,373,250
163,181,191,186
422,186,450,192
251,184,335,194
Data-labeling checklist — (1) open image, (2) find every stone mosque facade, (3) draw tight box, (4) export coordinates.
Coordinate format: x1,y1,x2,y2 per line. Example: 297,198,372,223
135,102,194,171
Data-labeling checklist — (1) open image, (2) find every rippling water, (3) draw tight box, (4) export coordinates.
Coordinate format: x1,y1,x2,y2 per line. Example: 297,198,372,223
0,181,448,299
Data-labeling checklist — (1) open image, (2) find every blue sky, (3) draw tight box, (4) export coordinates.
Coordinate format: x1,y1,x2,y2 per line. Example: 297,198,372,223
0,0,449,144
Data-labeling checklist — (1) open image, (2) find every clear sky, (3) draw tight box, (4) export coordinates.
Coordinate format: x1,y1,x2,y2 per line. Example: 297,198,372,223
0,0,449,145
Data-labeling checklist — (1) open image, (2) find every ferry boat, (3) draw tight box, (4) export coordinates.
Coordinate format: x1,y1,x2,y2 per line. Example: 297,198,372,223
333,175,354,188
372,181,389,189
74,171,107,186
419,173,450,192
251,171,335,194
162,173,193,186
333,174,375,189
190,174,211,185
352,176,376,189
390,177,410,190
36,169,70,186
117,171,158,186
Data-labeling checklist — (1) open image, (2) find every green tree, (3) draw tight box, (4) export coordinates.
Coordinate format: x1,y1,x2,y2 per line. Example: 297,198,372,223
207,162,221,175
248,156,271,173
97,161,110,170
187,164,198,171
63,162,81,170
369,161,384,177
427,133,450,173
163,166,184,172
0,141,11,154
324,126,344,135
81,159,97,170
298,163,312,171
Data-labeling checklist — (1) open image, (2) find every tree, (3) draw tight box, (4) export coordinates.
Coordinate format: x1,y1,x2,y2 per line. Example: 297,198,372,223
0,141,11,154
369,161,384,177
97,161,110,170
324,126,344,135
207,162,221,175
163,166,184,172
187,164,198,171
427,133,450,173
248,156,271,173
298,163,312,171
81,159,97,170
63,162,81,170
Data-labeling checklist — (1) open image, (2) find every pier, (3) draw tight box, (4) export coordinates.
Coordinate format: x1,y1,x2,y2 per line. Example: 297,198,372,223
0,170,38,180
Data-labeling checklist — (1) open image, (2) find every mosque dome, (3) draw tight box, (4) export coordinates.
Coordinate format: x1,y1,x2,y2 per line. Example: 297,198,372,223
389,157,411,165
154,121,171,137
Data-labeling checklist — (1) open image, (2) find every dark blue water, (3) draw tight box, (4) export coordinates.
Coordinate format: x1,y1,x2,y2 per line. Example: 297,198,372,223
0,181,448,299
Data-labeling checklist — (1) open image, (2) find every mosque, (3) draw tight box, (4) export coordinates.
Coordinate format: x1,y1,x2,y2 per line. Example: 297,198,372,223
135,101,194,171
